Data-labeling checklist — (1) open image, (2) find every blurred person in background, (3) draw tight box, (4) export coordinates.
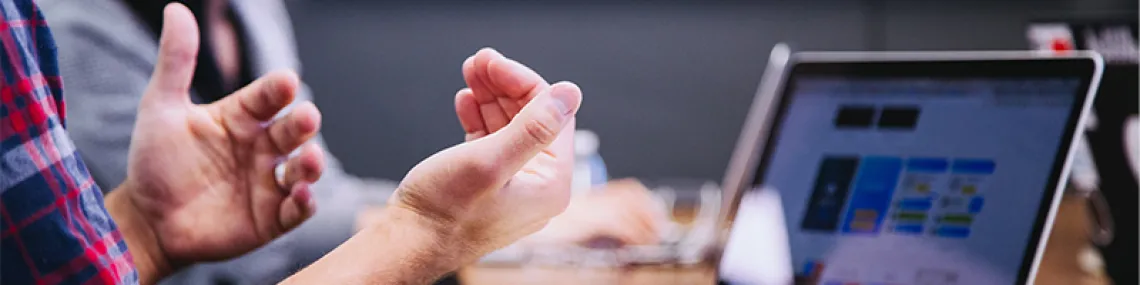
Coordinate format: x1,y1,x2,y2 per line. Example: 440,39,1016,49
42,0,667,283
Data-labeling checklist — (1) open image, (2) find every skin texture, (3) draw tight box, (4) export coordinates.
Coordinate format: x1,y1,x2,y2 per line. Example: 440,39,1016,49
105,4,326,284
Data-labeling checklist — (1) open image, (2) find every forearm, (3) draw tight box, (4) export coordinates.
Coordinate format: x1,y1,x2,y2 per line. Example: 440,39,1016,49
105,184,172,285
281,207,471,285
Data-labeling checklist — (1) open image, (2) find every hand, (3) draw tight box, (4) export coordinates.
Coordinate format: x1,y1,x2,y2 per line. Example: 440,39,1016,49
282,49,580,285
385,48,583,260
354,206,387,232
105,3,325,280
524,179,665,247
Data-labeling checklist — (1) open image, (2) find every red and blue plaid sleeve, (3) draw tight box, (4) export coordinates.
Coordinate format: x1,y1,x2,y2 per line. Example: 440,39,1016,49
0,0,138,284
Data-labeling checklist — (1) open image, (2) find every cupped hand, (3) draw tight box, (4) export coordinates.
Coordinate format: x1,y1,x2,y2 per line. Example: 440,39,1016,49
108,3,326,272
385,48,582,260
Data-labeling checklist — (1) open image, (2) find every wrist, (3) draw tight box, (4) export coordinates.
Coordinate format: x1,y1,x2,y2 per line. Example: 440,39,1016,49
106,182,172,285
284,207,473,285
372,206,477,264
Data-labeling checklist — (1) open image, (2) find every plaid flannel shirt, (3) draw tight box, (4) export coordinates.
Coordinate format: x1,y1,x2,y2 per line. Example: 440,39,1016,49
0,0,138,284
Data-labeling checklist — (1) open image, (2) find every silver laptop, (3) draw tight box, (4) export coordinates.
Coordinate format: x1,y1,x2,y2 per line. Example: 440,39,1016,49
715,46,1104,285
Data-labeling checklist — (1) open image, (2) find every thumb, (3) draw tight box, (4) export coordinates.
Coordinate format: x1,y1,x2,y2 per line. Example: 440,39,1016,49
144,3,199,104
471,81,582,172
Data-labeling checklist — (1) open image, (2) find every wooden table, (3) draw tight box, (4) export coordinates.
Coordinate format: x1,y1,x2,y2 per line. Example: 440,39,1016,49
1034,195,1110,285
460,265,716,285
461,195,1108,285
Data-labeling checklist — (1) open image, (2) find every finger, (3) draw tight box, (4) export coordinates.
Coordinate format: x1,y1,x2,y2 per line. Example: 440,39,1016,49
278,183,316,233
206,71,301,140
479,101,510,133
469,48,506,102
497,97,522,120
279,143,325,191
604,189,661,241
619,187,660,222
549,116,577,177
454,88,487,141
462,50,497,104
632,207,662,244
629,207,661,244
214,71,300,121
602,192,660,245
473,82,582,173
267,101,321,154
487,56,546,119
486,56,547,100
144,3,199,104
606,212,658,245
463,50,513,132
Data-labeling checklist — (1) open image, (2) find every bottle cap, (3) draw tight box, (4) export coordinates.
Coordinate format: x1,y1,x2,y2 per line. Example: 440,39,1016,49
575,129,599,156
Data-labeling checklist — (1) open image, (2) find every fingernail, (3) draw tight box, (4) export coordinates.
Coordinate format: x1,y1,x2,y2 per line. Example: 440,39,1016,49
293,183,315,209
480,47,502,58
504,58,528,74
550,83,578,117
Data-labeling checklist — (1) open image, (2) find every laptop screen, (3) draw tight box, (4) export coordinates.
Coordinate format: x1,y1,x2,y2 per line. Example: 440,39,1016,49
757,74,1084,284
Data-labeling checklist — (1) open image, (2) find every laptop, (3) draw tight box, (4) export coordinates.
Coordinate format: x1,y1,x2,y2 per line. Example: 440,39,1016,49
715,46,1104,285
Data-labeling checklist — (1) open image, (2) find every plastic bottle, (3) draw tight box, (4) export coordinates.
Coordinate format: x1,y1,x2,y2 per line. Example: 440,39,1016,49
573,130,609,194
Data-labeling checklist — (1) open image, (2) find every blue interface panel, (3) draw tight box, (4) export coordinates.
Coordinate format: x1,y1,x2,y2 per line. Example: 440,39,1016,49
801,156,995,238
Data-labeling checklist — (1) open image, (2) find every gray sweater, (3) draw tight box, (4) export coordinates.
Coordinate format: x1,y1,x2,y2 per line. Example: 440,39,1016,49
41,0,396,284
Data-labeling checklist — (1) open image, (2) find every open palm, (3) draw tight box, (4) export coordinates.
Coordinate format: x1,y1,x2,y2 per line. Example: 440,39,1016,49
115,4,325,265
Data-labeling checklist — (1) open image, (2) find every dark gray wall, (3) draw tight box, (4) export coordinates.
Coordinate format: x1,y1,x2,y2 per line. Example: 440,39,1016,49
288,0,1136,182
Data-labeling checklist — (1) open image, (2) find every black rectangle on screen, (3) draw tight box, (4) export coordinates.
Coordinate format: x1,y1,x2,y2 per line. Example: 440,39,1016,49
800,156,860,232
834,106,876,128
878,106,920,129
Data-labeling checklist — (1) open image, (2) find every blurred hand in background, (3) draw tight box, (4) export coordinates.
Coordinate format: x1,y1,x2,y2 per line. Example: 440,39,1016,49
524,179,665,247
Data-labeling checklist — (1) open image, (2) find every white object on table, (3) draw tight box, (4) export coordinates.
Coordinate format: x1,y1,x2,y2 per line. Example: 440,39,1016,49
1126,115,1139,181
572,129,606,194
718,188,793,285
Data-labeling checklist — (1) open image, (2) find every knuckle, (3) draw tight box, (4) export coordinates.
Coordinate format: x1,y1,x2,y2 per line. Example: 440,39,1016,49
522,119,558,145
258,88,278,110
161,44,196,64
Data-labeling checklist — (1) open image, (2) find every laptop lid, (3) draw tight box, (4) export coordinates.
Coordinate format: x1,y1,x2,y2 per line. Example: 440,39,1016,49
716,50,1104,285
